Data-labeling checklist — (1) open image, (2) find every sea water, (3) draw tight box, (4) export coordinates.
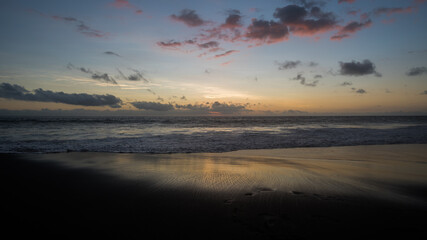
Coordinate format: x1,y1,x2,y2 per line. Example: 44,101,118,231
1,116,426,153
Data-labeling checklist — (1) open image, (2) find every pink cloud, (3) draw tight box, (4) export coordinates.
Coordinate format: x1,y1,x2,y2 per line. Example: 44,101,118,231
214,50,239,59
221,60,233,66
110,0,142,15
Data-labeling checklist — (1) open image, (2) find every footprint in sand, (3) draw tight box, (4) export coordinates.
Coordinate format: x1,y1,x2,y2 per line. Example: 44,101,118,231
245,187,275,197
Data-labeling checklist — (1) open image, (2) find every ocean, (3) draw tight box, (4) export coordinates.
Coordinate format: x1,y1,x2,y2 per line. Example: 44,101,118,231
1,116,427,153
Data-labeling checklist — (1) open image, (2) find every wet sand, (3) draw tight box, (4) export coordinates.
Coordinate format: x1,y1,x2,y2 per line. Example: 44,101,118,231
1,144,427,239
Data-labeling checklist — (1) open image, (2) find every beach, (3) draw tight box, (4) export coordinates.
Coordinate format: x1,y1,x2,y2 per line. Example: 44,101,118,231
1,144,427,239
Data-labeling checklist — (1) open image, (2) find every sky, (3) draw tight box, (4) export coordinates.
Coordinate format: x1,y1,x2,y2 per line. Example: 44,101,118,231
0,0,427,116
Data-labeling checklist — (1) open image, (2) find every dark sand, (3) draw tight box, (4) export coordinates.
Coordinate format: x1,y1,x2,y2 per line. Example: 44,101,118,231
1,144,427,239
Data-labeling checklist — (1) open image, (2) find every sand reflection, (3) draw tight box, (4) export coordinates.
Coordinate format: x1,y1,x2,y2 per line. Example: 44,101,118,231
36,144,427,205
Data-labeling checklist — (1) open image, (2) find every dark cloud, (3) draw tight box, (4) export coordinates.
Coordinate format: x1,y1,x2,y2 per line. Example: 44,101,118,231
245,19,289,44
341,81,353,86
277,60,301,70
221,9,243,28
274,4,337,36
354,88,367,94
274,5,307,23
198,41,220,48
104,51,121,57
210,101,249,114
286,0,325,9
117,69,148,82
421,90,427,95
214,50,238,58
180,96,187,100
406,67,427,76
339,60,381,77
314,74,322,79
175,102,250,114
52,15,108,38
171,9,206,27
291,74,319,87
0,83,122,108
68,63,117,84
156,97,164,102
157,40,182,48
91,73,117,84
131,101,174,111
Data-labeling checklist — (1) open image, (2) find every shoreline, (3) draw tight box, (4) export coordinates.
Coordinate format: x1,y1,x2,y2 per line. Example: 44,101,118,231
1,144,427,239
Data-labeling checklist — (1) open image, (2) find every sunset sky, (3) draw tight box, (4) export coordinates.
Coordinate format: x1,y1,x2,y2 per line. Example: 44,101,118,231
1,0,427,115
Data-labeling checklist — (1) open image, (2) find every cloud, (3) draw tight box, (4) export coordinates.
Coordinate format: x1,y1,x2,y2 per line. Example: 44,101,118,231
117,69,148,82
214,50,238,58
51,15,108,38
373,7,414,16
309,61,318,67
104,51,121,57
175,101,251,114
331,20,372,40
341,81,353,86
314,74,322,79
339,60,381,77
171,9,207,27
245,19,289,44
221,10,243,28
91,73,117,84
156,40,183,49
67,63,117,84
0,83,122,108
291,74,319,86
210,101,250,114
131,101,174,111
277,60,302,70
352,88,367,94
421,90,427,95
338,0,355,3
273,5,338,36
180,96,187,100
110,0,143,14
406,67,427,76
146,89,156,95
198,41,220,48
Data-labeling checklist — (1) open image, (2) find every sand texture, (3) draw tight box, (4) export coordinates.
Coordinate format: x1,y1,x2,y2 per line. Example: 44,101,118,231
1,144,427,239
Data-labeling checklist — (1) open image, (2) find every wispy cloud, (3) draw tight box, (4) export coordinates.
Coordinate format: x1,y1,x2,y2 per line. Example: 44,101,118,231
406,67,427,76
117,68,149,82
67,63,117,84
331,20,372,41
104,51,121,57
291,74,319,87
51,15,108,38
277,60,302,70
214,50,238,58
